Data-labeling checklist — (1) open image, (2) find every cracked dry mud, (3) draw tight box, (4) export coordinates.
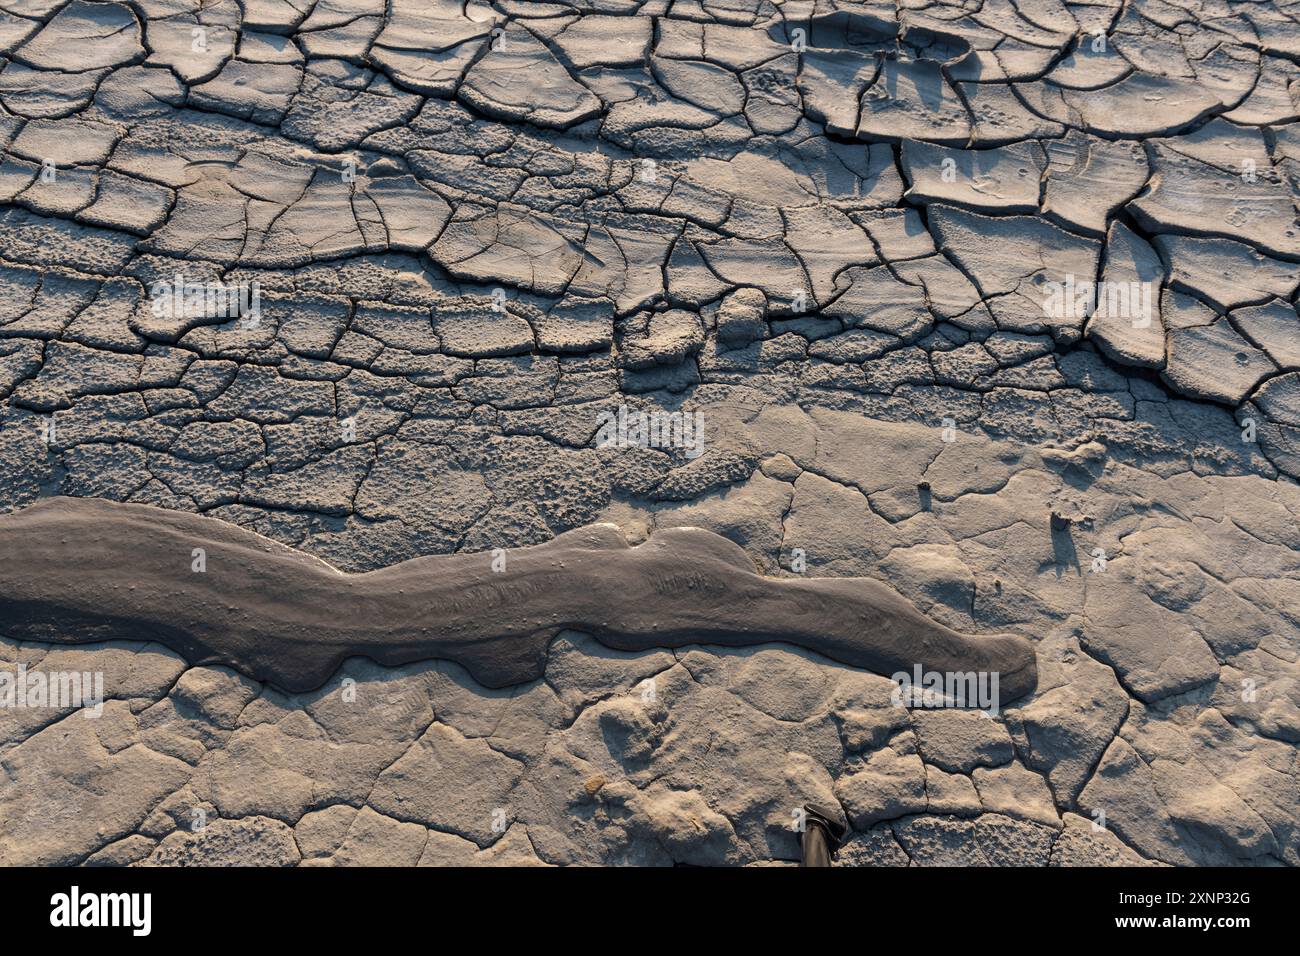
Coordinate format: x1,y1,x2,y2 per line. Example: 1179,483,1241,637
1,0,1298,868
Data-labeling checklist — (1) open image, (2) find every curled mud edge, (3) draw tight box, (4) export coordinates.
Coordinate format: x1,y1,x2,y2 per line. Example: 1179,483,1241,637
0,498,1037,704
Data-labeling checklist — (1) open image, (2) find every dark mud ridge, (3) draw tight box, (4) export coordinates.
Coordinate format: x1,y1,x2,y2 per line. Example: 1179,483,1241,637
0,498,1035,702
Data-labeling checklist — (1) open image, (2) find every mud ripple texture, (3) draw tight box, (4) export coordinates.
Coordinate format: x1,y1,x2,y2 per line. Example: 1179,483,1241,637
1,0,1299,866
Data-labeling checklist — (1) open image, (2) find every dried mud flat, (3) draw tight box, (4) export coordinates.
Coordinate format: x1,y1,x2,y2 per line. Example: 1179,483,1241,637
1,0,1299,867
